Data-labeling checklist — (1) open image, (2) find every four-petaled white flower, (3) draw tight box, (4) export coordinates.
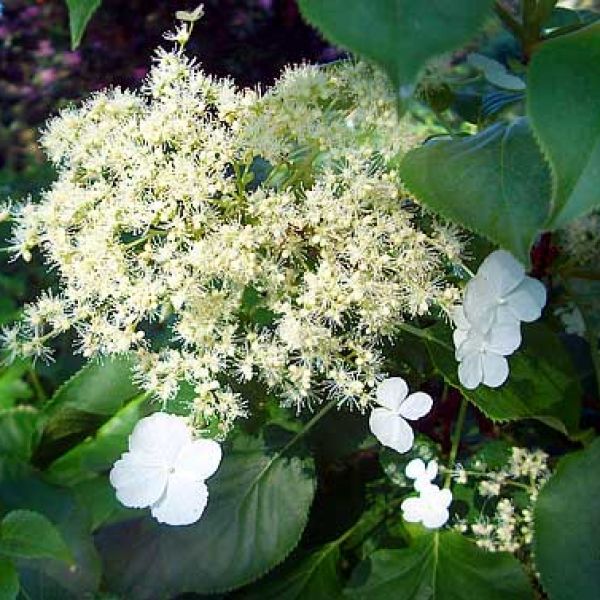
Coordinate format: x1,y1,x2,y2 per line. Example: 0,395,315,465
453,306,521,390
110,412,222,526
453,250,547,390
405,458,438,492
369,377,433,454
463,250,547,331
401,484,453,529
401,458,452,529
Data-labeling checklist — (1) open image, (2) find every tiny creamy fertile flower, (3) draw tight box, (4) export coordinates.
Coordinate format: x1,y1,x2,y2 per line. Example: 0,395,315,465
369,377,433,454
110,412,222,526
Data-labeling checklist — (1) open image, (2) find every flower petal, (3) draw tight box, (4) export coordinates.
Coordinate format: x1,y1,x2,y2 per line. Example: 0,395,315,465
478,249,524,296
398,392,433,421
481,352,509,388
129,413,192,465
151,475,209,526
405,458,426,480
458,352,483,390
421,507,449,529
425,460,439,481
437,488,453,508
463,276,496,331
369,409,414,454
375,377,408,412
507,277,547,322
109,452,168,508
175,439,222,481
487,321,521,355
401,497,424,523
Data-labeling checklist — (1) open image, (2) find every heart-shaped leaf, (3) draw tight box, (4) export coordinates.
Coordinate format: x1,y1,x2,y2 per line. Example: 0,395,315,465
400,117,551,263
528,23,600,228
297,0,494,102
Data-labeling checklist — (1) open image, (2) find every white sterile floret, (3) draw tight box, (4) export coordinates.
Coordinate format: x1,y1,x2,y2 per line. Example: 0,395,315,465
405,458,438,491
369,377,433,454
463,250,547,330
110,412,222,526
452,249,547,390
453,306,521,389
401,484,452,529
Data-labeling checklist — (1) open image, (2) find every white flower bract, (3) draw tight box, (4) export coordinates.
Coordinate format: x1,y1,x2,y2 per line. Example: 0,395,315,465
369,377,433,454
110,412,222,526
453,250,546,390
401,459,451,529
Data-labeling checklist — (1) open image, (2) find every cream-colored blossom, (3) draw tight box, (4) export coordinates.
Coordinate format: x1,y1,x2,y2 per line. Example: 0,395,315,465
4,42,463,433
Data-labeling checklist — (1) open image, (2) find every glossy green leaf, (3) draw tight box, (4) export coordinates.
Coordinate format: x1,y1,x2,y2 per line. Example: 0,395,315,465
240,544,342,600
65,0,101,48
535,438,600,600
425,323,581,433
72,477,135,531
528,23,600,228
42,355,141,444
346,531,532,599
0,464,101,597
400,117,551,263
0,510,72,564
0,407,41,461
98,433,316,597
0,559,18,600
46,394,147,486
0,362,32,410
297,0,494,100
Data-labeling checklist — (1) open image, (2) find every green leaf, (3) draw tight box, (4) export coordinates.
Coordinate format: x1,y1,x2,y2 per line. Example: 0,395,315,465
0,407,41,461
399,117,551,263
72,477,135,531
534,437,600,600
346,531,533,599
239,544,342,600
0,362,32,410
65,0,101,48
42,355,142,445
0,510,72,564
0,559,18,600
528,23,600,228
0,463,101,597
97,433,316,597
46,394,147,486
297,0,494,101
424,322,581,433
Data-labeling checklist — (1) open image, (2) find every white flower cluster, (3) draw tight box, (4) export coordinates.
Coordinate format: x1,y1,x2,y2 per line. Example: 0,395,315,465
110,412,222,526
401,459,452,529
453,446,550,553
452,250,547,389
368,377,433,454
3,36,463,433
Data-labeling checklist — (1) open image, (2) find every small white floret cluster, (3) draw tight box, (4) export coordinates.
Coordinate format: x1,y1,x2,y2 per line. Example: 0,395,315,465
401,459,452,529
110,412,222,526
452,250,547,389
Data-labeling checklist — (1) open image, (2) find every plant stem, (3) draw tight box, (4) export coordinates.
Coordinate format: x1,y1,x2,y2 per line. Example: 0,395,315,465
278,398,338,458
396,322,453,351
28,367,47,402
444,397,468,488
